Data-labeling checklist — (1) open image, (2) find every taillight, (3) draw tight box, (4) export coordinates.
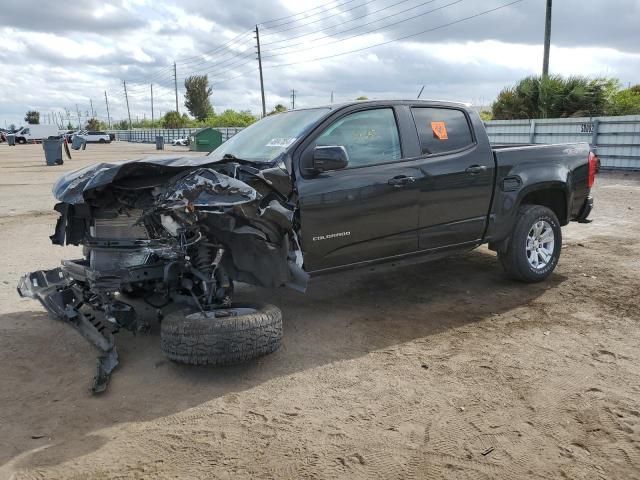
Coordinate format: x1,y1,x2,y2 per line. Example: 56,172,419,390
588,151,598,188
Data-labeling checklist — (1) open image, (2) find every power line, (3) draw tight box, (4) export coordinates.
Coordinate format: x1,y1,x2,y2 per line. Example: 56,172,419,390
262,0,440,51
260,0,378,37
259,0,361,28
123,65,176,86
263,0,524,69
78,0,523,122
175,50,256,78
261,0,463,59
176,55,257,82
177,29,255,65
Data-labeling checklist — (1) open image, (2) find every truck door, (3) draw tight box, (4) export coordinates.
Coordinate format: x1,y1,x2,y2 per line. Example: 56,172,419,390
296,106,420,271
409,106,495,250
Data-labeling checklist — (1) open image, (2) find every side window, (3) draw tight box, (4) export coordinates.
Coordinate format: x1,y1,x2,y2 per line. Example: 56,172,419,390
316,108,401,168
411,107,474,155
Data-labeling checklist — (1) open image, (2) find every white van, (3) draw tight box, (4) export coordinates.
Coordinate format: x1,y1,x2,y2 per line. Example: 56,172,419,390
14,125,59,144
76,131,111,143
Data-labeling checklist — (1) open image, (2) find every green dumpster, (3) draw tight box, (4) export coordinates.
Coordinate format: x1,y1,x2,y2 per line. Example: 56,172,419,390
189,127,223,152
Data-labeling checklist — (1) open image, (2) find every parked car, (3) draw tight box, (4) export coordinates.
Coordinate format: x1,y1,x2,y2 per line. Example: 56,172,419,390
76,131,111,143
172,136,189,146
13,124,59,144
17,99,598,393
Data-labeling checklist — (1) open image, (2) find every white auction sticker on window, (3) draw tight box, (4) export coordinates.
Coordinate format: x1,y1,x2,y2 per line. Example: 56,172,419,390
265,137,296,148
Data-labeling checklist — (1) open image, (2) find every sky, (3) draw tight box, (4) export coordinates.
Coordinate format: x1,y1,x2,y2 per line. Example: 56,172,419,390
0,0,639,128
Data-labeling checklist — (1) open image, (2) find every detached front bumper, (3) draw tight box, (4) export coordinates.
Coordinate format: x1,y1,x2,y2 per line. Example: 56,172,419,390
17,267,119,393
577,196,594,223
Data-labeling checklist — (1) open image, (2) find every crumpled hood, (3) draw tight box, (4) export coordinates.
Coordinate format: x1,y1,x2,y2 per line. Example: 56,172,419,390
52,155,283,205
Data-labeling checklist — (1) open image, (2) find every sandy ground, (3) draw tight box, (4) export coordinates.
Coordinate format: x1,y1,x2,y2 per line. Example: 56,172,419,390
0,142,638,479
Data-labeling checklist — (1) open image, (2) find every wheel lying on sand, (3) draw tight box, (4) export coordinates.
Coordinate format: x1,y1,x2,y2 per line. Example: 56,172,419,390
160,304,283,365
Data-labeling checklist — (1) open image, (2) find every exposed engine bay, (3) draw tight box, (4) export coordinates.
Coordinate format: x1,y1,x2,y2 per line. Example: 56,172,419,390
17,156,307,392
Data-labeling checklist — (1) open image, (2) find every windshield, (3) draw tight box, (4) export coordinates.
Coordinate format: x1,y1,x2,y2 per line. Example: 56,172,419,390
209,108,330,163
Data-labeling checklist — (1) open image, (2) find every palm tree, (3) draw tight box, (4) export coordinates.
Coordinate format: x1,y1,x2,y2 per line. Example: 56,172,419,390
492,75,614,119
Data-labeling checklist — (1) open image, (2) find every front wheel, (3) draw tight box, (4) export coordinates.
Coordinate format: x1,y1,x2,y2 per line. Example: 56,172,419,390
160,304,283,366
498,205,562,283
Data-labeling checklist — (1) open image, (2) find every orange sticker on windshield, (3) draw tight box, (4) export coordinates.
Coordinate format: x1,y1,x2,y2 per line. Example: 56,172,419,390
431,121,448,140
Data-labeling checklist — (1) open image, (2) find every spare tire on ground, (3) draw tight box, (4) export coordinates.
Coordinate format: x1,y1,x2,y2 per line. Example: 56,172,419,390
160,304,282,365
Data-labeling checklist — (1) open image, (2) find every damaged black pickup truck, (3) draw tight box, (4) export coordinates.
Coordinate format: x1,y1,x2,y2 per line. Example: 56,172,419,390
18,100,598,392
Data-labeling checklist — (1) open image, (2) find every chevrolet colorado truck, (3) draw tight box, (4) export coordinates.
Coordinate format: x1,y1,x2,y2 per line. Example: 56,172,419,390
17,100,598,392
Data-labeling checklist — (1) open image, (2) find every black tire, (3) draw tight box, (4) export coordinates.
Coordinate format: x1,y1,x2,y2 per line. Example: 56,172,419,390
18,137,26,144
99,138,106,143
498,204,562,283
160,304,282,365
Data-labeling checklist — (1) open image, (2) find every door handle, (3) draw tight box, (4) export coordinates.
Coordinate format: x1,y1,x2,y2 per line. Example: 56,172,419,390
466,165,487,174
388,175,416,187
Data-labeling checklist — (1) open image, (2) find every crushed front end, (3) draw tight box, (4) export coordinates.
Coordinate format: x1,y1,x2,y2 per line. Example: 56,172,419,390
18,157,306,393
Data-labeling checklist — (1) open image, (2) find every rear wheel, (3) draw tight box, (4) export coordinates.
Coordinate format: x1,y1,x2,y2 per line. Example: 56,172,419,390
160,304,283,365
99,138,106,143
498,205,562,282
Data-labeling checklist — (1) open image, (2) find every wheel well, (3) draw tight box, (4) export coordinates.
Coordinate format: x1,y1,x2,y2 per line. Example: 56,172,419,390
520,188,568,225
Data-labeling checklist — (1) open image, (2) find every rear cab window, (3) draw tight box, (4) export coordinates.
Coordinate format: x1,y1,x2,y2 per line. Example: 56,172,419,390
410,107,475,156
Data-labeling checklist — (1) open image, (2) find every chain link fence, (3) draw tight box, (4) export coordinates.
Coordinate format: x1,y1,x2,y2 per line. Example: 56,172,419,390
108,127,244,144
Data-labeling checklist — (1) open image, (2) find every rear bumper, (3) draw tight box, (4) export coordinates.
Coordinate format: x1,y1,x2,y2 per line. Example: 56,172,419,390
576,196,594,223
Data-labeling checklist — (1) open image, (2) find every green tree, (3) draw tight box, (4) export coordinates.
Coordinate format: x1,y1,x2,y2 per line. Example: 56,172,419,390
85,118,101,130
356,96,368,100
162,111,188,128
267,104,287,116
24,110,40,124
479,110,493,121
209,110,257,127
607,85,640,116
113,119,130,130
492,75,614,120
184,75,213,121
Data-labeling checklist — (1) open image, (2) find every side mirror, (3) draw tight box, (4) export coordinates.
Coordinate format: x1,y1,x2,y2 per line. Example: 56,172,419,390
312,145,349,172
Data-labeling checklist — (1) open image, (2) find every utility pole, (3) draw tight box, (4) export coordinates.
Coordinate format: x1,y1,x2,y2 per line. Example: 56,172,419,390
76,104,81,129
123,80,132,130
290,89,296,110
151,84,154,124
90,98,95,118
104,91,111,128
542,0,552,77
173,61,179,113
255,25,266,117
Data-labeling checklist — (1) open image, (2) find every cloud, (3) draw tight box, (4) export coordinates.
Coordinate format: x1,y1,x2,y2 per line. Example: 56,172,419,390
0,0,638,127
0,0,146,33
